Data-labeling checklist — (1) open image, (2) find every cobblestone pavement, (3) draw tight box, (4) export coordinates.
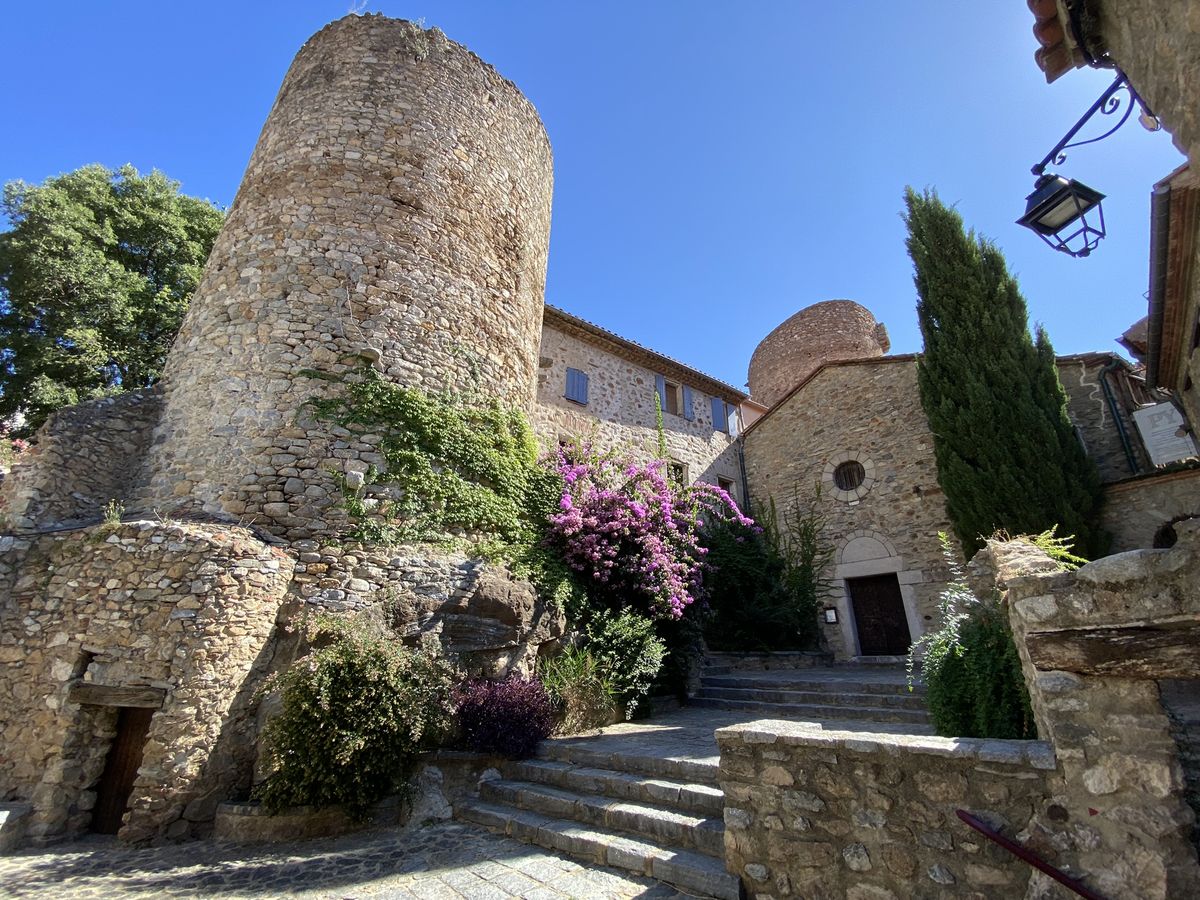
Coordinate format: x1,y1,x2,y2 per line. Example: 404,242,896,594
0,821,688,899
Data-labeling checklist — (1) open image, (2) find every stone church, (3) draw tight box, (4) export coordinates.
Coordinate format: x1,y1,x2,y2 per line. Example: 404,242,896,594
1,13,1197,851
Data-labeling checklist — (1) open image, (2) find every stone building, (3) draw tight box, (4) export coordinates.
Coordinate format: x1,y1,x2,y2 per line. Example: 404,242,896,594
1,10,1198,852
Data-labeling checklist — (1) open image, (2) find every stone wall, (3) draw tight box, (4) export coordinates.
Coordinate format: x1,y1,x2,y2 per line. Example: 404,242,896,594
717,722,1064,898
743,357,955,660
1093,0,1200,167
747,300,889,410
1056,355,1153,483
1100,467,1200,551
131,15,554,539
532,321,743,501
0,389,161,532
0,521,294,843
981,527,1200,897
289,541,565,677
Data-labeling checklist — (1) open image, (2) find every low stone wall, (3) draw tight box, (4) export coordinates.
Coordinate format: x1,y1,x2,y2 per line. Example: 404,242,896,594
0,389,161,531
1100,467,1200,552
0,520,294,844
717,722,1061,898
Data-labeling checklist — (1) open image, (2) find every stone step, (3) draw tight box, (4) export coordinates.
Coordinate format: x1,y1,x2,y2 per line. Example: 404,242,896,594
456,800,741,900
537,740,720,786
697,685,929,711
701,650,833,672
508,758,724,817
689,696,932,726
700,673,923,696
480,778,724,857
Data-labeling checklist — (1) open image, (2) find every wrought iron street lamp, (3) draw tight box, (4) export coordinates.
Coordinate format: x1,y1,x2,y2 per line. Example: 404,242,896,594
1017,71,1156,258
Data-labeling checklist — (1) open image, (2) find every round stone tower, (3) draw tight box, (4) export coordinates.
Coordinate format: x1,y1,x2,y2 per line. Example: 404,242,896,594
134,15,554,537
747,300,890,409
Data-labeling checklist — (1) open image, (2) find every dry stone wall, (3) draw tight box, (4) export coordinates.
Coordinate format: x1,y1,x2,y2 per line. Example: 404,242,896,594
0,521,294,844
0,389,161,532
717,722,1064,899
743,358,955,660
532,322,743,500
132,14,554,539
747,300,889,410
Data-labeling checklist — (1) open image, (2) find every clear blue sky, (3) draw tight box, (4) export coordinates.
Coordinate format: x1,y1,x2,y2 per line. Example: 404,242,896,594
2,2,1184,391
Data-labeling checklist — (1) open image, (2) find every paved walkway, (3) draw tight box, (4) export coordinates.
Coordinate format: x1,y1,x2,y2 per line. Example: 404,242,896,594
0,821,687,899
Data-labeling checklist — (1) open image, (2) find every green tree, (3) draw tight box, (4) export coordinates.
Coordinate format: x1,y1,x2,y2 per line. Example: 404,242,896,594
903,187,1106,558
0,164,223,435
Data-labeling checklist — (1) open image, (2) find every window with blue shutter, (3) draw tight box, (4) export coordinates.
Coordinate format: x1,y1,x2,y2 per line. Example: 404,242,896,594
711,396,727,433
727,402,739,437
682,385,694,421
565,367,589,405
655,374,667,411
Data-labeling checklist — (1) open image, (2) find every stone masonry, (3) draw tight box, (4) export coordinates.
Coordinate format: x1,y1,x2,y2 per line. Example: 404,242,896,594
533,311,744,501
0,521,295,844
0,389,161,532
743,356,955,660
131,15,554,540
746,300,889,410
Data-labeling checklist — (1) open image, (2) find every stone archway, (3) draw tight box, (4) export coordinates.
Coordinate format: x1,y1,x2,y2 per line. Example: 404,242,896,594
831,530,925,660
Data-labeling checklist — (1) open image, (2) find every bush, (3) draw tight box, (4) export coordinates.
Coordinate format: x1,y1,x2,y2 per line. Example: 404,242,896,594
539,648,619,733
546,441,753,620
584,608,666,716
909,535,1036,739
455,676,556,757
255,615,457,819
701,495,829,651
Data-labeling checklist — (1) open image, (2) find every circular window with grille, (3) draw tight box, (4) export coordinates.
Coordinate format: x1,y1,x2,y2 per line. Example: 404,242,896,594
823,453,876,502
833,461,866,491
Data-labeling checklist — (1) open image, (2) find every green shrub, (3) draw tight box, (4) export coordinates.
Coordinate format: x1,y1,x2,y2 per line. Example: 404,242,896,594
701,495,829,651
909,535,1036,739
539,647,619,734
254,615,457,819
584,608,666,716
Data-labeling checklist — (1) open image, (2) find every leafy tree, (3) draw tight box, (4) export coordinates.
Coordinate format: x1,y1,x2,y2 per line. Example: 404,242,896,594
0,164,223,435
903,187,1106,558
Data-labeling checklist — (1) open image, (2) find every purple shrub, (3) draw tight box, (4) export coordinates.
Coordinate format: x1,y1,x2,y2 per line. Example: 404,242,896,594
454,676,556,758
546,442,756,620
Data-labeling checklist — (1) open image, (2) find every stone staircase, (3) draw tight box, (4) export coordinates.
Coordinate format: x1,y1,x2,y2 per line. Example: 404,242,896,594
691,660,936,734
456,739,739,899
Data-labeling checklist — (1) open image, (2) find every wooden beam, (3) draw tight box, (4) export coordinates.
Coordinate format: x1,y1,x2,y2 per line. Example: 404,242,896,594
67,682,166,708
1026,622,1200,678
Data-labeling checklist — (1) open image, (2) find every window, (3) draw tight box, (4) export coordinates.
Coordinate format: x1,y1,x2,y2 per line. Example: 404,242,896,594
833,460,866,491
711,396,738,436
664,380,681,415
565,367,589,405
717,476,736,499
669,460,688,483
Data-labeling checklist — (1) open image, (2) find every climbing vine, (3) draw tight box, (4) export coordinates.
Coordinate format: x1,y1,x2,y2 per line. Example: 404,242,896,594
304,367,579,606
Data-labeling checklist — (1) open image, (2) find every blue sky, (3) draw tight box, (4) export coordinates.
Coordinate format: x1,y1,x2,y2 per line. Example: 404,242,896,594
2,2,1184,392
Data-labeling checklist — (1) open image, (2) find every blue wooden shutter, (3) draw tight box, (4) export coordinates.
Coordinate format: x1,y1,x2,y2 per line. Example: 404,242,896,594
727,402,739,437
682,385,694,421
711,396,726,432
655,374,667,411
565,367,589,404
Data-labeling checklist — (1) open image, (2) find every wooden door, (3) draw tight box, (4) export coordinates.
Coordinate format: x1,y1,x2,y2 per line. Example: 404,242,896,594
846,574,912,656
91,706,154,834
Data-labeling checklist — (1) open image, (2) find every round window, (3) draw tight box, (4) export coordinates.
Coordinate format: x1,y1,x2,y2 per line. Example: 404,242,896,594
833,460,866,492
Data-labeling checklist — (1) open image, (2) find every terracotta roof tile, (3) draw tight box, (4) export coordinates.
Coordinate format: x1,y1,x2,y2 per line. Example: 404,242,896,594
1025,0,1085,83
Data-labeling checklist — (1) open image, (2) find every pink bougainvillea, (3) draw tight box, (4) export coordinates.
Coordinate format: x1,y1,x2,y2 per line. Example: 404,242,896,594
546,442,755,620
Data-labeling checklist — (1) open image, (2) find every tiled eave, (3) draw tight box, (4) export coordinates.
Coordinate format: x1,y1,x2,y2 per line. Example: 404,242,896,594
1027,0,1088,83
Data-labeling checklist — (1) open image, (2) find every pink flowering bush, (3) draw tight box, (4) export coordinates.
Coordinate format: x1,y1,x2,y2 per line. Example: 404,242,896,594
546,442,755,620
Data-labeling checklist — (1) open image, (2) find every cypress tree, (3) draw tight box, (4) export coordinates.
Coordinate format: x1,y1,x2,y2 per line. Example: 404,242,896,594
902,187,1106,558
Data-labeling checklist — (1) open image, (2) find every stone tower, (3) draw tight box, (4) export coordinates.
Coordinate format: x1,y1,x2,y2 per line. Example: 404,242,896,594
133,15,554,537
747,299,890,408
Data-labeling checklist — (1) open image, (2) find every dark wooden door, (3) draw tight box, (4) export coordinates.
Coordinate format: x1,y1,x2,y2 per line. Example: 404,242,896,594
846,574,912,656
91,706,154,834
